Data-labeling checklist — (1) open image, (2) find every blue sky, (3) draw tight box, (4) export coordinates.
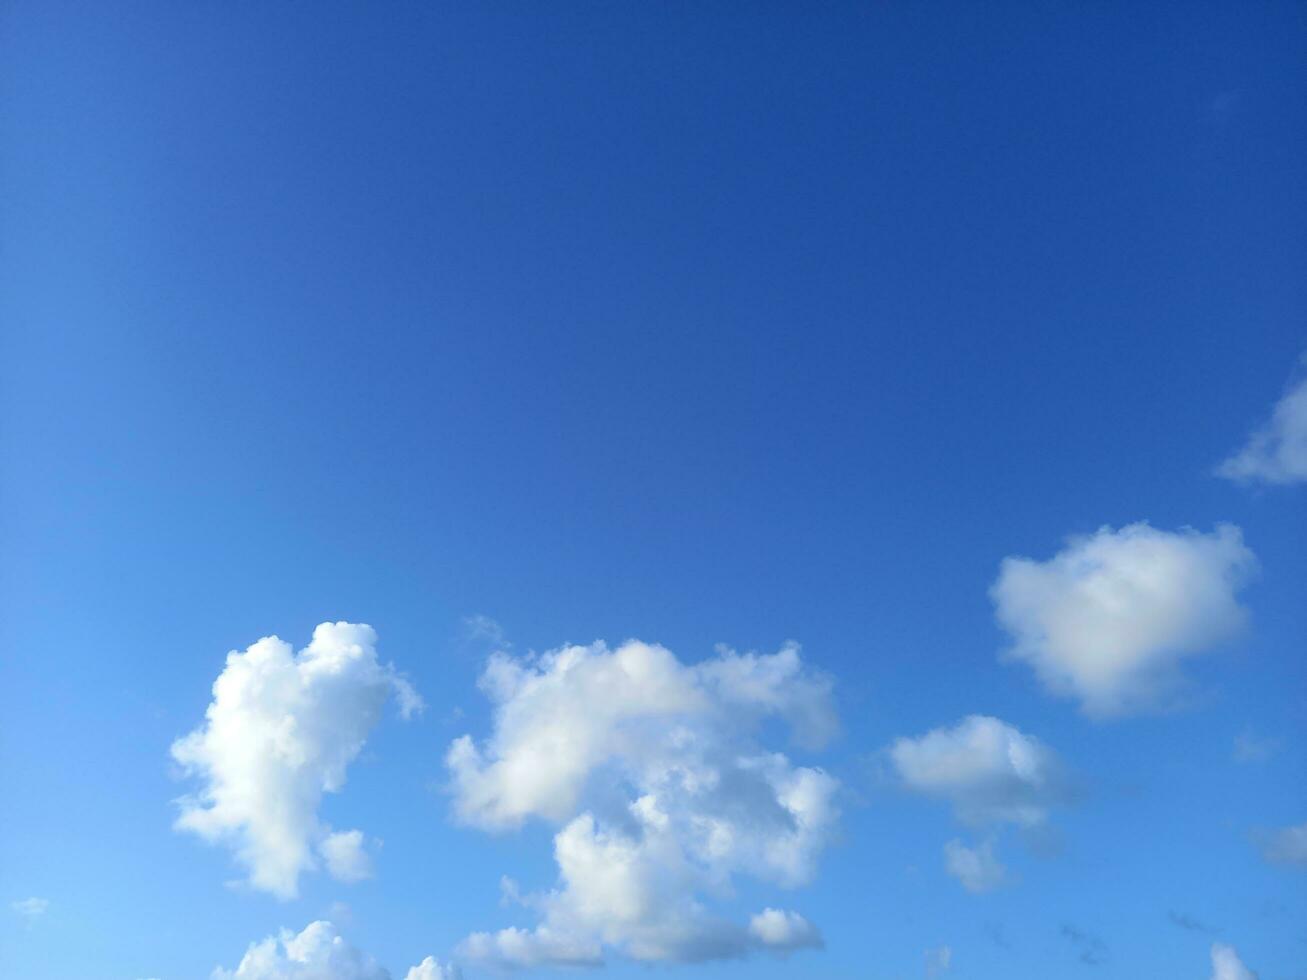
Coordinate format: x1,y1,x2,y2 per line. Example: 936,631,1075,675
1,3,1304,978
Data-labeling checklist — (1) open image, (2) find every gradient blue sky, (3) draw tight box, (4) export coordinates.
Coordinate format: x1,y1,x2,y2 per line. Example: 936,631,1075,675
2,3,1305,979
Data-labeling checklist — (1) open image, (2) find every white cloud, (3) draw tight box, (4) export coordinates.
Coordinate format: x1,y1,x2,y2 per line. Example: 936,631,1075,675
320,830,374,883
943,839,1005,893
889,716,1070,894
1218,368,1307,485
1210,942,1257,980
404,956,462,980
211,921,387,980
459,925,603,969
447,639,838,966
747,908,822,952
10,897,49,922
991,523,1255,717
889,715,1068,828
212,920,456,980
1256,821,1307,869
172,622,420,898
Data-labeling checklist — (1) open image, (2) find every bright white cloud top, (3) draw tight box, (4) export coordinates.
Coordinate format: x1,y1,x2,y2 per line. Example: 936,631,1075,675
447,639,838,966
889,715,1069,892
746,908,823,952
212,920,456,980
889,715,1068,828
172,622,421,898
1218,368,1307,485
1209,942,1257,980
990,523,1256,717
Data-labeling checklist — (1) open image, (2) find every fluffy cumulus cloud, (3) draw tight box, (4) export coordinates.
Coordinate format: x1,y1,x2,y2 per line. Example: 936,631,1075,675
746,908,822,952
889,715,1068,828
1218,368,1307,485
172,623,421,898
889,715,1070,893
991,523,1255,717
447,640,839,967
1256,820,1307,869
404,957,462,980
1210,942,1257,980
212,920,456,980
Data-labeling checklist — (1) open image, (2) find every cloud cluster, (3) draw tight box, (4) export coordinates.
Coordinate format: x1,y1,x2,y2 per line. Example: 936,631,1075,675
212,920,457,980
447,640,838,966
991,523,1255,717
172,623,421,898
1218,369,1307,485
1210,942,1257,980
889,715,1070,892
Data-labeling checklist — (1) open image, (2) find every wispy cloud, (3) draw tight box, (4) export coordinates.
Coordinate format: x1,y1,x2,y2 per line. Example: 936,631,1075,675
462,614,509,648
10,897,49,924
924,944,952,978
1232,730,1279,765
1255,821,1307,869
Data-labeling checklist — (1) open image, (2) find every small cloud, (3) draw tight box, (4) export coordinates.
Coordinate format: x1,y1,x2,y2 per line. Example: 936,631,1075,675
888,715,1072,828
1218,360,1307,486
925,944,952,977
944,838,1006,894
1210,942,1257,980
888,715,1072,895
1254,821,1307,869
462,614,508,648
404,956,462,980
10,897,48,923
747,908,823,953
1060,924,1107,966
1232,730,1279,764
320,829,374,884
